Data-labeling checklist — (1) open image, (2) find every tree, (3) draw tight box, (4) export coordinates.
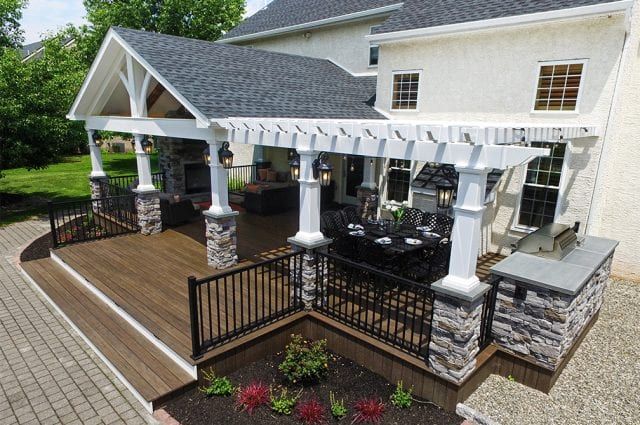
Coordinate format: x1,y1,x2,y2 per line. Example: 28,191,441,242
0,0,25,49
78,0,245,64
0,30,87,172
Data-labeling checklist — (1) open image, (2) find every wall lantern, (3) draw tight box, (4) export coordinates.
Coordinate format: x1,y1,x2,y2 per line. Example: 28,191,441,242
436,182,455,211
218,141,234,169
202,147,211,164
141,136,154,155
313,152,333,187
289,152,300,181
92,132,104,148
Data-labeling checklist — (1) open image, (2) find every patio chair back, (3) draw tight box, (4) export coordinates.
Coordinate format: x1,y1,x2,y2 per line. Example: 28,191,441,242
321,211,345,238
356,238,398,274
340,205,361,225
427,240,451,282
400,207,424,226
422,213,454,238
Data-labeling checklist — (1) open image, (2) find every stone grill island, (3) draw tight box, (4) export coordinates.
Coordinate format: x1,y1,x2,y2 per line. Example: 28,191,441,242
490,234,618,374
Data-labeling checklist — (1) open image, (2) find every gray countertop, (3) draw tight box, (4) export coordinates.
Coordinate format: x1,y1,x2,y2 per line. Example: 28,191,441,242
490,236,618,295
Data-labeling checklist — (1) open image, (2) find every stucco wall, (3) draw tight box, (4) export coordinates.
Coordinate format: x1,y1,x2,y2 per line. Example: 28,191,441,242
236,17,387,75
588,3,640,280
375,14,629,270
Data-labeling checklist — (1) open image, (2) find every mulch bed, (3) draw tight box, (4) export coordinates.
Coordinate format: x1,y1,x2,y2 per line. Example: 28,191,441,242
20,232,52,262
164,351,461,425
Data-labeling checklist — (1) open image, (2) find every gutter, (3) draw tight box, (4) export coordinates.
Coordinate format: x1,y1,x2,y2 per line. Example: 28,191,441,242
218,3,403,44
367,0,633,43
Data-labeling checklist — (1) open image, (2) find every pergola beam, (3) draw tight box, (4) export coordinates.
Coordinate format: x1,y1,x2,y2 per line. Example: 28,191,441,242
84,116,213,140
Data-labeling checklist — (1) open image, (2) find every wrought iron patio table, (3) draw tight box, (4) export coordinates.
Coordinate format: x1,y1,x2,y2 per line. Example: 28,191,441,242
349,221,443,255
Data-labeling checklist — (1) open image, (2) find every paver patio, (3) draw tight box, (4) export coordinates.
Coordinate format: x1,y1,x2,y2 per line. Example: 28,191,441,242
0,219,154,425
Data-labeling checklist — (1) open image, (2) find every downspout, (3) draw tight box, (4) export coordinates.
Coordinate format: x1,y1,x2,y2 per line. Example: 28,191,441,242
585,5,634,234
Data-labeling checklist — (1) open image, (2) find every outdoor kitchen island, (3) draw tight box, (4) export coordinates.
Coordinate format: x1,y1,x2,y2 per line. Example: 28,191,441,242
489,228,618,381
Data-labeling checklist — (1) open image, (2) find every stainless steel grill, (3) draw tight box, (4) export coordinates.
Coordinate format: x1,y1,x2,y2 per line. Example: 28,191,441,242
515,223,578,260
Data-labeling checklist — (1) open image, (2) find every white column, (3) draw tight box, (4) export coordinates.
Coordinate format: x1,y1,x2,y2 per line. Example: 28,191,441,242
442,166,490,292
133,133,155,192
360,157,377,189
292,150,326,245
87,130,106,178
206,136,234,217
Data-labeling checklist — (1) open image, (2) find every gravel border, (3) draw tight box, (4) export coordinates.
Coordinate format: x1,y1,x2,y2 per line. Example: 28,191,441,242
464,279,640,425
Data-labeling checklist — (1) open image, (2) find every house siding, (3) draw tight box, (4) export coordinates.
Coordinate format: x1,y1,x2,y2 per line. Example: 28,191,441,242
236,17,387,74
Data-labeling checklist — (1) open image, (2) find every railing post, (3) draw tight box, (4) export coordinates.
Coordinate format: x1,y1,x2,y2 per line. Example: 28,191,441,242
47,201,58,248
188,276,202,359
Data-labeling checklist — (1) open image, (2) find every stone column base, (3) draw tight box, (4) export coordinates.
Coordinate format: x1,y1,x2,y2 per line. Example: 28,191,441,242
89,176,108,200
428,283,488,383
356,186,378,221
289,239,331,311
135,190,162,236
204,214,238,269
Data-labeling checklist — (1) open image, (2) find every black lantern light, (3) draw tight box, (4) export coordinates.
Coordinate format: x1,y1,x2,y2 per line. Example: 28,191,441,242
289,151,300,181
218,141,234,169
436,182,455,211
92,131,104,148
202,147,211,164
141,136,154,155
313,152,333,187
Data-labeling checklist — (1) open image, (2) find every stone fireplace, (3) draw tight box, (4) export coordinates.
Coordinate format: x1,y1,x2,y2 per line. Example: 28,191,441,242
157,137,209,198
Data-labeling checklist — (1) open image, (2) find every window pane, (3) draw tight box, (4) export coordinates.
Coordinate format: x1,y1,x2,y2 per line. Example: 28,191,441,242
369,45,379,66
534,63,583,111
391,72,420,110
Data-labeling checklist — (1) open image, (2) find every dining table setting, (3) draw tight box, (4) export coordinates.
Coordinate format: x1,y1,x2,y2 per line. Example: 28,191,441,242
345,219,444,255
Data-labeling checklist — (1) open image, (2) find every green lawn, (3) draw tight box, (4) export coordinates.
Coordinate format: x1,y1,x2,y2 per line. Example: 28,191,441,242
0,152,159,226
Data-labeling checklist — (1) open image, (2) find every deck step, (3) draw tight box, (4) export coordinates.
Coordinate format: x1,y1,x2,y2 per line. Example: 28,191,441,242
21,258,196,411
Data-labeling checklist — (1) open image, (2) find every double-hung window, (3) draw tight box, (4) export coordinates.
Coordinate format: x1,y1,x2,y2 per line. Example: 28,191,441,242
391,71,420,110
517,142,567,229
369,26,379,67
386,159,412,202
533,60,586,112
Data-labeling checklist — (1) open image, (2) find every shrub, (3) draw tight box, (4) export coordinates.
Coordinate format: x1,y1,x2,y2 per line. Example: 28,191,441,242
329,391,347,420
279,334,329,384
235,382,269,414
390,381,412,408
296,398,326,425
270,387,302,416
199,369,234,397
352,398,385,424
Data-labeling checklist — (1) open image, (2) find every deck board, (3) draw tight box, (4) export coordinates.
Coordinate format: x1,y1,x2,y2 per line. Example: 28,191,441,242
22,258,195,405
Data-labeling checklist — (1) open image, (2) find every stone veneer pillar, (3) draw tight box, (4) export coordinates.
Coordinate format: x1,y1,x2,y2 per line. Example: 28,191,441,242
135,190,162,236
289,243,329,311
428,281,490,383
204,212,238,269
356,186,378,221
89,176,108,200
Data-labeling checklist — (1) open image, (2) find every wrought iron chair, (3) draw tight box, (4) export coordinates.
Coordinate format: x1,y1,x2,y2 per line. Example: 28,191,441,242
421,213,454,238
356,238,400,276
340,205,362,226
321,211,345,239
404,240,451,283
400,207,424,226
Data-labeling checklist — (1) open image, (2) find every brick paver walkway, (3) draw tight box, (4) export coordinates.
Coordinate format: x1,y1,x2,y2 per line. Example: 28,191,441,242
0,219,154,424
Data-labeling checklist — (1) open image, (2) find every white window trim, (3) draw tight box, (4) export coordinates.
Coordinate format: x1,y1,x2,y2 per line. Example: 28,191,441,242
368,25,381,68
512,141,572,233
530,59,588,115
383,158,414,204
390,69,422,112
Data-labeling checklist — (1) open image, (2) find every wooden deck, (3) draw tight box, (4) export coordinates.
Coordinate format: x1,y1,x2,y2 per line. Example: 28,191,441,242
21,209,505,409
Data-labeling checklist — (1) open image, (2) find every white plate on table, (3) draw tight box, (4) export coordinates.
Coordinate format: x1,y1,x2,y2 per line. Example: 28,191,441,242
375,237,392,245
348,223,364,230
422,232,441,239
349,230,365,237
404,238,423,245
416,226,431,232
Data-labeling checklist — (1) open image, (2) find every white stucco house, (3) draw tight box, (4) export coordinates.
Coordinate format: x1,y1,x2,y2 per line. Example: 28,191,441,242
206,0,640,280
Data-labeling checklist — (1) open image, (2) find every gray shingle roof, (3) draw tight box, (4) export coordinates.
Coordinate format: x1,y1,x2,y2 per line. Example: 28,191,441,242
373,0,622,35
222,0,401,40
113,27,383,120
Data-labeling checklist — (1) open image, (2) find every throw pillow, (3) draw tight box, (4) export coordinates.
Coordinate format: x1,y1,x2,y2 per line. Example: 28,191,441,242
267,170,278,182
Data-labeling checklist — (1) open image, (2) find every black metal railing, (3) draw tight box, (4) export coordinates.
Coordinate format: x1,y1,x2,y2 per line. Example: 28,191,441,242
315,252,435,360
188,251,304,358
106,172,165,194
227,165,257,194
48,195,138,248
479,275,500,348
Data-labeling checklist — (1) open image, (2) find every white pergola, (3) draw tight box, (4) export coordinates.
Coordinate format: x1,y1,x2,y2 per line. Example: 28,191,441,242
81,113,598,294
70,30,600,295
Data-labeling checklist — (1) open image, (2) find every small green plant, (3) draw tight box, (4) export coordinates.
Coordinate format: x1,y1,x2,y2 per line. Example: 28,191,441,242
279,334,329,384
199,369,234,397
270,387,302,415
507,374,516,382
390,381,412,408
329,391,347,420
